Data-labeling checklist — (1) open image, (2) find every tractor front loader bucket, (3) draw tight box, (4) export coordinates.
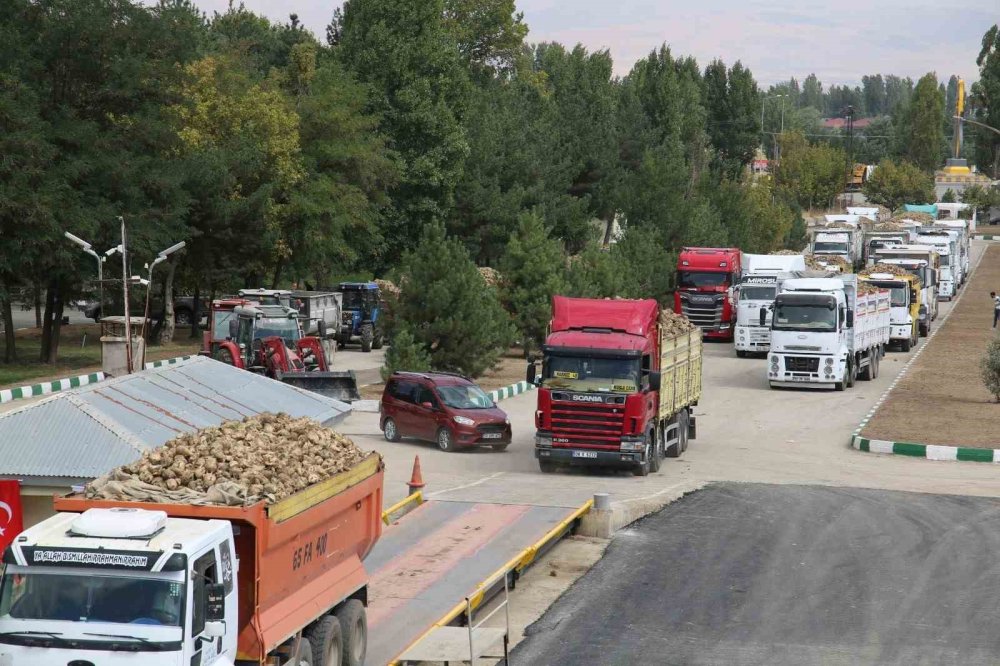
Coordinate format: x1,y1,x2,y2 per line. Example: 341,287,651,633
276,369,362,403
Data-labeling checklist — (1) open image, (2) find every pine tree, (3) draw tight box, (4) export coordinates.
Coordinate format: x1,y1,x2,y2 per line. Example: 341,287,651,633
381,325,432,381
904,73,947,171
499,211,567,356
567,244,625,299
395,222,515,377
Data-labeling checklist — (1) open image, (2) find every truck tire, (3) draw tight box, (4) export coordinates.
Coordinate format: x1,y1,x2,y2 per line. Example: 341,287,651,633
736,350,747,358
665,419,681,458
297,636,316,666
872,351,880,379
900,337,911,352
860,351,874,381
680,410,690,452
306,618,338,666
335,599,367,666
360,324,374,353
847,360,857,388
633,437,651,476
648,433,661,473
539,459,557,474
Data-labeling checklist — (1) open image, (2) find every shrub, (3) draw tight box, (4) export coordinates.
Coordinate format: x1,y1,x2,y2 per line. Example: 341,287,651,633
380,325,431,381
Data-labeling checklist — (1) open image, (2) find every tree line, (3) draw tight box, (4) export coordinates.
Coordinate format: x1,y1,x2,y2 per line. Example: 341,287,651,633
1,1,996,375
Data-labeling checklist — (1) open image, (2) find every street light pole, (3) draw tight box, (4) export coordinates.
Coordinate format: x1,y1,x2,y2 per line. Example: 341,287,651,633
140,240,186,367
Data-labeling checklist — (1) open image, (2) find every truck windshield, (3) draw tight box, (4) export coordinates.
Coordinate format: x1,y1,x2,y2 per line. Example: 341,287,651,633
772,302,838,332
740,286,775,301
543,355,640,393
256,317,301,343
437,385,494,409
676,271,729,288
0,572,183,626
813,242,849,253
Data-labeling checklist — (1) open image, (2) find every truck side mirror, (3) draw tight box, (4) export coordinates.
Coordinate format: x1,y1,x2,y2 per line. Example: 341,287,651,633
526,362,536,384
846,309,854,328
759,307,767,327
228,319,239,339
205,582,225,621
649,372,661,391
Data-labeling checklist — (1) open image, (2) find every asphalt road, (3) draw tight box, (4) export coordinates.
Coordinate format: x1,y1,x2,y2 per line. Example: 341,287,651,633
513,483,1000,666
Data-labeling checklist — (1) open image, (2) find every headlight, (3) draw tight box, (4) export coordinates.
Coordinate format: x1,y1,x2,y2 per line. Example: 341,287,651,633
620,440,644,452
536,436,552,448
770,356,779,367
825,358,834,366
453,415,475,426
505,417,510,425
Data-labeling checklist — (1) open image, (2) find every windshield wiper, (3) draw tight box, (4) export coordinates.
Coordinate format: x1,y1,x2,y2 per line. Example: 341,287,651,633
0,630,64,638
84,632,150,643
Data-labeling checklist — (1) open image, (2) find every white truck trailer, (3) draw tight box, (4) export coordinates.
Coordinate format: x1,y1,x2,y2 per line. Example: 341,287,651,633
932,221,970,286
734,254,806,357
767,275,890,391
914,231,958,299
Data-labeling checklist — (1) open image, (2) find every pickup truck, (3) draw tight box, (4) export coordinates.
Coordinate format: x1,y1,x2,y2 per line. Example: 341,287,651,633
0,454,383,666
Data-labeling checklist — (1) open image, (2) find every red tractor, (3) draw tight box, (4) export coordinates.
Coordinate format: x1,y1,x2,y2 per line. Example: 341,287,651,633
200,300,360,402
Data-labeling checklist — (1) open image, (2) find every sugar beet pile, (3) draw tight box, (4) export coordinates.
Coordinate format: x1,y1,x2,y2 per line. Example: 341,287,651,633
86,413,371,506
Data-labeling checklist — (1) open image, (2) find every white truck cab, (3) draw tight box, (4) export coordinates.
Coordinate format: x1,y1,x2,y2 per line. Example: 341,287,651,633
0,508,238,666
734,254,806,357
812,231,852,266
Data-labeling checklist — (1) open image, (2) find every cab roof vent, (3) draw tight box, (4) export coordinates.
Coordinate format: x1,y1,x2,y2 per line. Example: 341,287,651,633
68,508,167,540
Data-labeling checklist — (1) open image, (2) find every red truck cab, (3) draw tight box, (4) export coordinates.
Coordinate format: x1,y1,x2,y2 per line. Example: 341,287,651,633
529,297,664,476
673,247,742,340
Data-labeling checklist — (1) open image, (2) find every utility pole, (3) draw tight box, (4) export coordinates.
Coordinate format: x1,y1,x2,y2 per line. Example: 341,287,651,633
844,105,855,208
120,216,132,374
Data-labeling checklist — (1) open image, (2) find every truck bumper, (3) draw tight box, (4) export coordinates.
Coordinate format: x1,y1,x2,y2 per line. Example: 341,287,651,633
769,379,837,390
889,325,912,341
735,326,770,352
535,446,641,469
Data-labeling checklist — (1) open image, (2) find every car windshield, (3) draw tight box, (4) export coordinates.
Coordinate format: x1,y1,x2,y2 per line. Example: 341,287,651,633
212,310,235,341
676,271,729,288
813,242,849,253
772,302,838,332
543,355,640,393
0,572,183,626
436,385,494,409
740,286,775,301
256,317,300,343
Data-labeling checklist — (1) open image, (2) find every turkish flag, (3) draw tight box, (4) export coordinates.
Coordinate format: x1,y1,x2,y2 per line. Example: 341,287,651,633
0,480,23,553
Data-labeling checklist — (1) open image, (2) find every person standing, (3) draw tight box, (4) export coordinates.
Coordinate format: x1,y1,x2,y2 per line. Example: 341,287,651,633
993,292,1000,328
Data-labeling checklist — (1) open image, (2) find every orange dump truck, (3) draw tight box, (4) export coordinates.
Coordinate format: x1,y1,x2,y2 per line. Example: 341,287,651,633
0,453,383,666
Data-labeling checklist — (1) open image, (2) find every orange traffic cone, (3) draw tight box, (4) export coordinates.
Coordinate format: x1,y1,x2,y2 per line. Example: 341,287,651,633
407,455,426,496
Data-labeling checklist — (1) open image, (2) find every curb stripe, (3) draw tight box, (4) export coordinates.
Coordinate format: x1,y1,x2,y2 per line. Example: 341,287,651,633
488,380,535,403
0,354,195,405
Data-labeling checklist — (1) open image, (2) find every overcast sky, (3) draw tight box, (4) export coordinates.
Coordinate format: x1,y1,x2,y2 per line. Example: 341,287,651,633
184,0,994,85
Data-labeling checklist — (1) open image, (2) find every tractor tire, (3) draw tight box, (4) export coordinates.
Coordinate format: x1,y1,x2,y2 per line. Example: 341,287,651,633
372,331,384,350
360,324,374,353
214,347,235,366
335,599,367,666
174,309,192,327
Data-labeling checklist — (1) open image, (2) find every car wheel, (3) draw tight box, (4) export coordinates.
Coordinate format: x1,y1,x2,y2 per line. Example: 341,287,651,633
437,428,455,453
383,417,400,442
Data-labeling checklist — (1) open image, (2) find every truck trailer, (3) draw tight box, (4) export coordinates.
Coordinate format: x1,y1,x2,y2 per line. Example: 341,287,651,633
734,253,806,357
530,296,702,476
0,454,384,666
767,275,890,390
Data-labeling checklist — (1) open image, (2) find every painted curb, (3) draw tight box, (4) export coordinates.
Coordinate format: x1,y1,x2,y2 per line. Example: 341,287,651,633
972,234,1000,241
0,354,195,405
489,380,535,403
0,372,105,404
851,244,993,462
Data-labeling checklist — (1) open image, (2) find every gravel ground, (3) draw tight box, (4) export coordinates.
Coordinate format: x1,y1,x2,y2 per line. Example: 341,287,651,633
863,243,1000,446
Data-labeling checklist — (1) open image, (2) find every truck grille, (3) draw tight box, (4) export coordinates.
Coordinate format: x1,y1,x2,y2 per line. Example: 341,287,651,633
679,296,723,329
784,356,819,372
548,395,624,449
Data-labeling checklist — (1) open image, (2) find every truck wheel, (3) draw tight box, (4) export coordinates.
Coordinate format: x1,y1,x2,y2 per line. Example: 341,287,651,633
633,438,651,476
680,411,690,452
437,428,455,453
360,324,374,353
872,351,880,379
383,418,400,443
648,433,661,473
539,459,557,474
847,360,857,388
860,352,873,381
297,636,316,666
335,599,367,666
665,420,680,458
900,337,911,352
306,618,338,666
736,350,747,359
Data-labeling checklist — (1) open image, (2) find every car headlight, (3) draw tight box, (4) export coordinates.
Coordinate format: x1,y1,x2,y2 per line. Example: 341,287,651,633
453,415,475,426
505,417,510,425
825,358,834,366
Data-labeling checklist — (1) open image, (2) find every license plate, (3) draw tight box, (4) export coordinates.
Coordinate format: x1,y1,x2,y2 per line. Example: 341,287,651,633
482,433,502,439
790,376,810,382
573,451,598,458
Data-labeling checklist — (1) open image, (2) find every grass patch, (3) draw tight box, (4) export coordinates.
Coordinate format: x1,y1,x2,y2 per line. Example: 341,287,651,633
0,324,201,389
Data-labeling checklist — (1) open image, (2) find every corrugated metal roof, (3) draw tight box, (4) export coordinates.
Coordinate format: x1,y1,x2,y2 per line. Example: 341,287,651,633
0,356,350,483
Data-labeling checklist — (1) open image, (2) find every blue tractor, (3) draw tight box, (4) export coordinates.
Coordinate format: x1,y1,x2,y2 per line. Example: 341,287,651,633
336,282,384,353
